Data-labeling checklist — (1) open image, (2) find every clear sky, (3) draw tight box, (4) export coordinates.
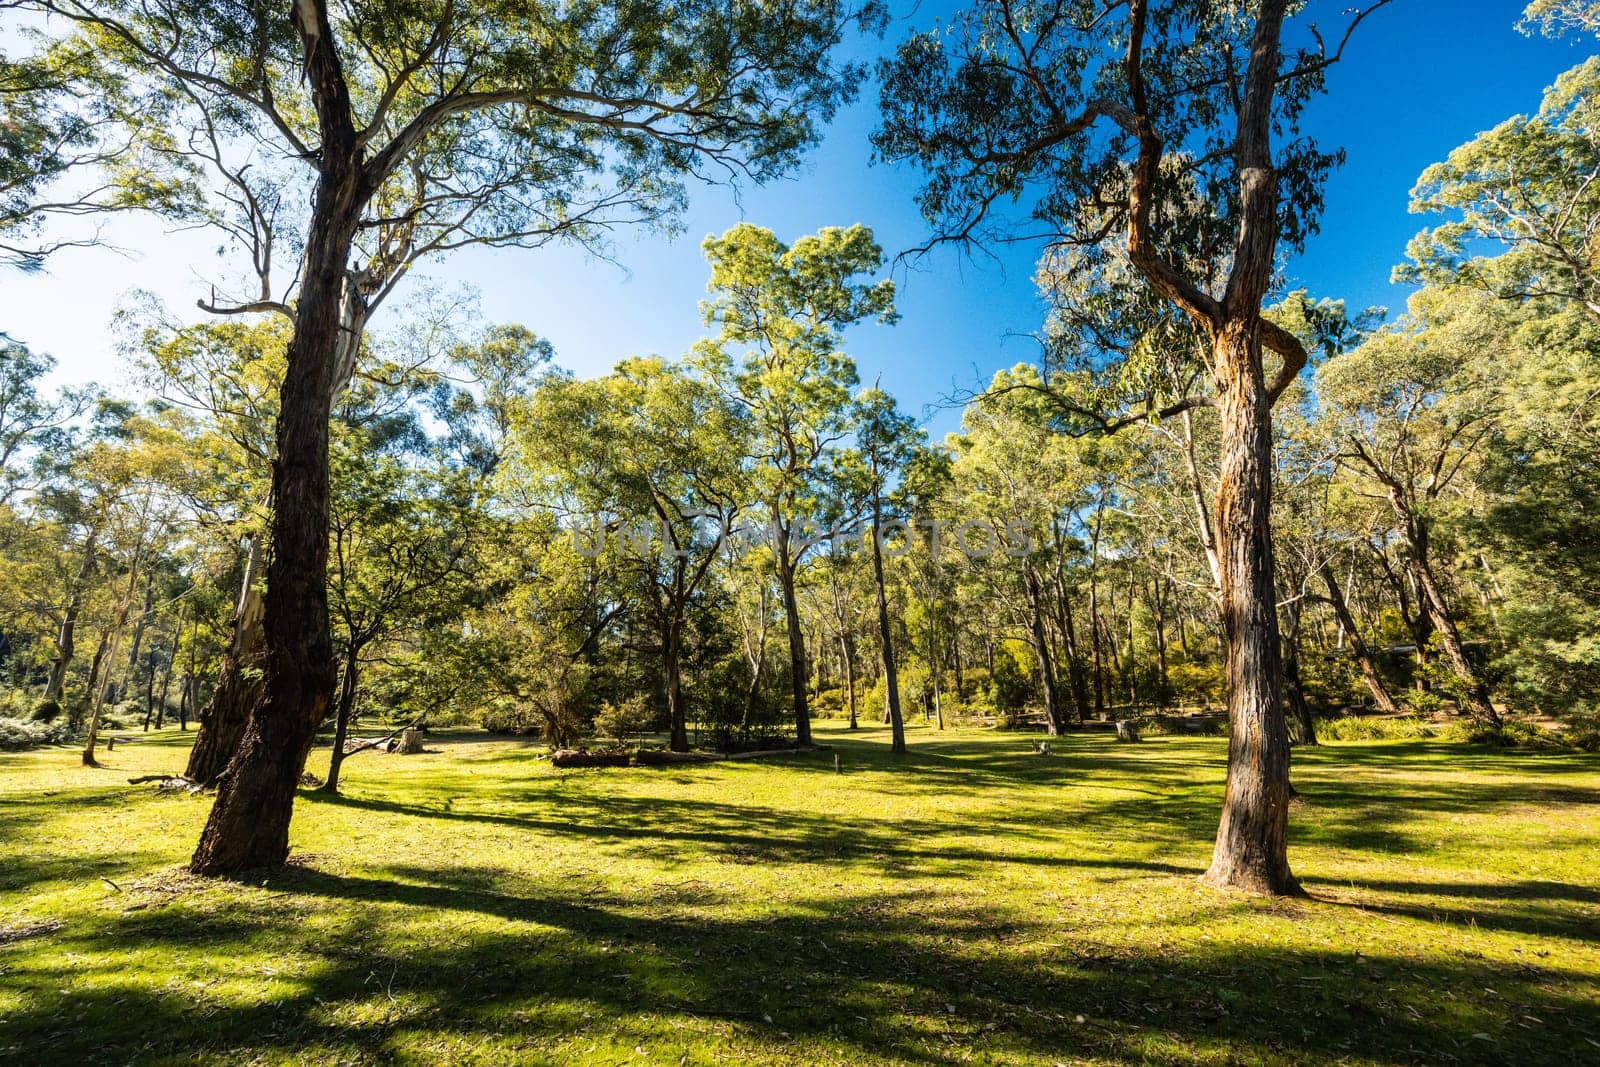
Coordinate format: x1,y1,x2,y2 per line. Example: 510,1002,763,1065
1,1,1590,438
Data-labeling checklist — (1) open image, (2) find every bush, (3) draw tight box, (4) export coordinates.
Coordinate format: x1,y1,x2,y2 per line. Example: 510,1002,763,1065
30,698,62,723
1165,660,1224,707
811,687,845,719
1441,717,1595,751
593,694,655,747
479,704,544,737
987,652,1030,719
1319,715,1438,741
0,717,71,751
1564,710,1600,752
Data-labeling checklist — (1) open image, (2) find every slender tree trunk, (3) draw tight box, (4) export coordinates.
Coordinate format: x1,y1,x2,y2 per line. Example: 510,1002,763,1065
82,632,124,766
1280,599,1316,746
1025,567,1062,734
321,646,360,793
190,47,364,872
871,494,906,754
45,532,97,703
1152,578,1171,705
840,633,858,729
1200,318,1299,897
77,630,110,729
1318,562,1399,714
185,537,266,783
115,575,154,705
155,631,174,729
1089,506,1106,719
772,521,812,746
1060,583,1089,722
1401,513,1498,725
1125,571,1139,706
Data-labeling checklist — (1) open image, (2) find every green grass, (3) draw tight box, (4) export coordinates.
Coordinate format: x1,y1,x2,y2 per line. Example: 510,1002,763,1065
1,724,1597,1065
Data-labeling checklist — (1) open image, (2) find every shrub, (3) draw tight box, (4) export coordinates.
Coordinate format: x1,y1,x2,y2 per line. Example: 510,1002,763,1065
1165,660,1224,707
811,687,844,718
593,694,655,747
0,717,71,751
1442,718,1592,751
30,699,62,723
1319,715,1437,741
987,652,1030,718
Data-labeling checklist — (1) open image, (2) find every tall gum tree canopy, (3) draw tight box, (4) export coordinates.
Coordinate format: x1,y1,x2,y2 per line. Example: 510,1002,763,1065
693,222,897,746
875,0,1392,895
14,0,886,874
1400,55,1600,321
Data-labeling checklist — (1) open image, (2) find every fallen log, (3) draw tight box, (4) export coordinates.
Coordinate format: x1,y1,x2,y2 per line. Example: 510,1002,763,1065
550,748,631,768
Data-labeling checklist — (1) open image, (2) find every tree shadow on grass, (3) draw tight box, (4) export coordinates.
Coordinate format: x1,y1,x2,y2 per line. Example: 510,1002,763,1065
300,788,1204,883
4,862,1596,1066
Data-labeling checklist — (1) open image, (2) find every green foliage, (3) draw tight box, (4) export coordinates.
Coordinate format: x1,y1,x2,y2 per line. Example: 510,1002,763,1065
1319,716,1438,742
987,649,1030,717
1401,56,1600,319
1521,0,1600,36
593,694,657,749
1164,660,1225,708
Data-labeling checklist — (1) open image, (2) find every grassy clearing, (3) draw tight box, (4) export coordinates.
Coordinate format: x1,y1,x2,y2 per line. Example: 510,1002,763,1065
1,724,1597,1065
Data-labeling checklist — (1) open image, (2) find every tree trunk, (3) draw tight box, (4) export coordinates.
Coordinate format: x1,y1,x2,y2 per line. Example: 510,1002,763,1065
773,521,811,747
841,633,858,729
1318,562,1399,714
45,532,97,703
1089,506,1106,718
1402,514,1498,726
154,628,174,729
1152,577,1171,705
77,630,110,730
115,575,154,706
871,494,906,754
190,50,363,873
664,620,689,752
185,536,266,784
1280,599,1316,746
321,647,359,793
1025,567,1062,735
81,629,121,766
1200,318,1299,897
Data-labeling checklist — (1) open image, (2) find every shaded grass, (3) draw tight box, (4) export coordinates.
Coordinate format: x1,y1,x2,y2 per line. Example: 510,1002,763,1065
1,724,1597,1064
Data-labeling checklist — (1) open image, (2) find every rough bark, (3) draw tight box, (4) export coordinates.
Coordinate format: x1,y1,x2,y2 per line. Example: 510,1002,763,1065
1199,318,1300,896
190,3,360,872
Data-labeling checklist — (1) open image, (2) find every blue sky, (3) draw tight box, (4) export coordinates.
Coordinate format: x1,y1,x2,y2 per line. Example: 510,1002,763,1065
2,1,1590,438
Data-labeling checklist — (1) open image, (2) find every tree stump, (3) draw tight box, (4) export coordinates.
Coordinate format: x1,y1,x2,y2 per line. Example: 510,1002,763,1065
393,728,423,754
1115,720,1141,743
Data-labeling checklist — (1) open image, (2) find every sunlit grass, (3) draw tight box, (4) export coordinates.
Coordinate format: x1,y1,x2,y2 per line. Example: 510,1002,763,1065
1,723,1597,1064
